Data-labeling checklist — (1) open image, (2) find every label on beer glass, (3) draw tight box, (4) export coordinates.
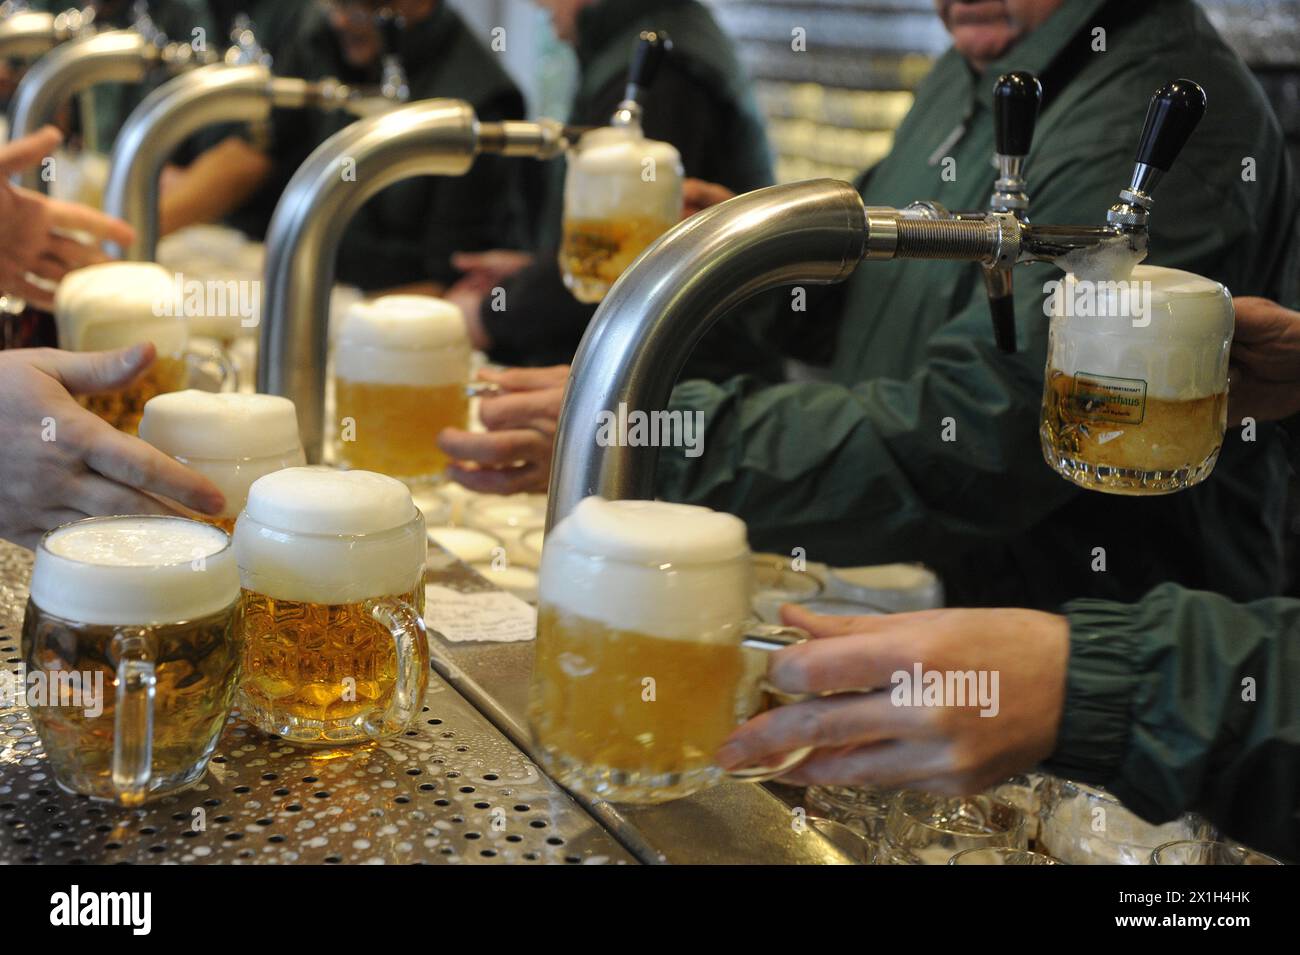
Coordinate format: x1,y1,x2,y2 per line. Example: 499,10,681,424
1066,372,1148,425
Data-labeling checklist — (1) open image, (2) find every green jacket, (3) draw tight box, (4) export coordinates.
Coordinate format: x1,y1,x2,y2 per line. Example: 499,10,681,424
1055,585,1300,862
264,3,529,289
657,0,1298,609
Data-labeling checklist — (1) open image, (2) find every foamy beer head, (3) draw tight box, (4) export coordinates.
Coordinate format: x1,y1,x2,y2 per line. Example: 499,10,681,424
1042,264,1233,493
139,391,306,526
233,467,426,605
335,295,470,387
539,496,752,640
55,261,187,355
561,126,684,303
30,515,238,626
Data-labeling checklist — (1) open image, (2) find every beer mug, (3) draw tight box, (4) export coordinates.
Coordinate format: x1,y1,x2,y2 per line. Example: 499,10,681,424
22,515,242,805
232,467,428,744
529,497,812,804
1040,264,1233,494
559,125,683,303
55,261,236,435
139,390,307,533
333,295,480,485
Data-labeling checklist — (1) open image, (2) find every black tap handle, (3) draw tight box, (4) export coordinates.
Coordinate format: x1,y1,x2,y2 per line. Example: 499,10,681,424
378,9,403,56
992,71,1042,157
1134,79,1206,171
627,30,671,91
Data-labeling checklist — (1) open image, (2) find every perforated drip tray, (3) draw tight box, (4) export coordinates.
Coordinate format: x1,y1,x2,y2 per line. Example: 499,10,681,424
0,542,632,865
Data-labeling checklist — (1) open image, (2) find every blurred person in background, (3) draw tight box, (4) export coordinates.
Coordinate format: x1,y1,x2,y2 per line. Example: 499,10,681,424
441,0,1300,613
158,0,530,293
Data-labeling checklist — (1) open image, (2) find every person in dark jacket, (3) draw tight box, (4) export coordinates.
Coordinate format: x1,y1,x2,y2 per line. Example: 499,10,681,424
444,0,778,377
158,0,529,293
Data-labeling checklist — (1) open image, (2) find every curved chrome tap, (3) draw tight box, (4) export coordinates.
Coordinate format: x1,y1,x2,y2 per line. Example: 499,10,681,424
258,99,568,459
101,62,387,260
6,26,208,189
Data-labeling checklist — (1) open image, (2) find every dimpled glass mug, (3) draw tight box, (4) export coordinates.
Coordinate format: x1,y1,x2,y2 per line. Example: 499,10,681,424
559,125,683,303
1041,264,1233,495
54,262,235,435
22,515,242,805
139,390,307,534
529,497,812,804
232,467,428,744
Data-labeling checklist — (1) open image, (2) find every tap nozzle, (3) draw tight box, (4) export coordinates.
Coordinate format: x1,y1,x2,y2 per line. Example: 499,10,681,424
611,29,670,128
1106,79,1206,233
985,70,1042,352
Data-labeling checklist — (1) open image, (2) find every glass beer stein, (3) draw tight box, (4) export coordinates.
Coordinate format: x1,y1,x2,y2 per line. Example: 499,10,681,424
54,261,236,435
139,390,307,533
333,294,476,485
558,125,684,303
232,467,428,744
529,496,811,804
1040,264,1233,494
22,515,242,805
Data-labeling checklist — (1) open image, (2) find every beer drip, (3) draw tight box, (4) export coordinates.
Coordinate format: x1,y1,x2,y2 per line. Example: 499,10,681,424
546,78,1208,527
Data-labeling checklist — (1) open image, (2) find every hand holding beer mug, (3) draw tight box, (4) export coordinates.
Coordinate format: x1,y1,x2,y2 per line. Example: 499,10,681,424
529,497,812,804
22,516,242,805
54,262,235,435
233,467,428,744
334,294,482,485
1041,264,1233,494
558,125,684,304
139,390,307,533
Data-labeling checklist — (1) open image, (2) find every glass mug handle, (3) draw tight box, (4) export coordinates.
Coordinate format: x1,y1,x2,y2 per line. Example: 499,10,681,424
111,630,156,805
727,623,814,782
465,381,502,398
366,597,425,737
185,340,237,393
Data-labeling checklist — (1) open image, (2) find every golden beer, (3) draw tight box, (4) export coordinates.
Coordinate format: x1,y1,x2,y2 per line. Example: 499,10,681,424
23,603,241,805
237,586,427,735
1040,265,1233,495
333,295,472,485
1040,370,1227,494
22,515,241,805
529,497,806,804
530,605,756,786
335,379,468,479
80,354,189,436
232,467,429,744
558,216,677,304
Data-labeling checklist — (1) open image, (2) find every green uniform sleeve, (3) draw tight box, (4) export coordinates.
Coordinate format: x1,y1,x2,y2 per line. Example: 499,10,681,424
1048,584,1300,861
656,269,1074,566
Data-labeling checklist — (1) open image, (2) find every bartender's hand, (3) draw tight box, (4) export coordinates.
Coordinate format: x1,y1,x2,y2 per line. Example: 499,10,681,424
682,178,736,218
0,126,135,309
0,346,225,549
439,365,567,495
1229,296,1300,425
717,604,1070,795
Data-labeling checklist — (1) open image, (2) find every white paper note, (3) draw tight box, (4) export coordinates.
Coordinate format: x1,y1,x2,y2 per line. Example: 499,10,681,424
424,583,537,643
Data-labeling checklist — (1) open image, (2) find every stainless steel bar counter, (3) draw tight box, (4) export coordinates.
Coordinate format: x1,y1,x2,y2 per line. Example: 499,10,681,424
0,538,855,865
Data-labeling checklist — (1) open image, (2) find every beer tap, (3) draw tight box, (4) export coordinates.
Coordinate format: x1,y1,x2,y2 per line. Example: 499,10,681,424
259,101,577,458
7,1,216,190
983,70,1041,353
610,30,669,129
376,9,409,104
103,17,397,260
546,79,1207,527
